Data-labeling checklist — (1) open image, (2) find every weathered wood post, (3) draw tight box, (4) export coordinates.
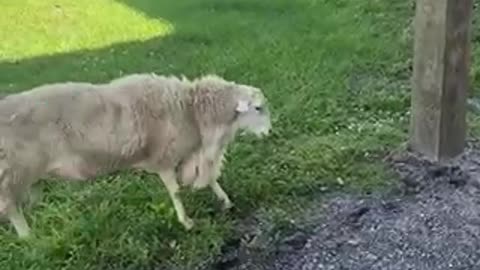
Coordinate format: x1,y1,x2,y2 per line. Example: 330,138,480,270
409,0,474,162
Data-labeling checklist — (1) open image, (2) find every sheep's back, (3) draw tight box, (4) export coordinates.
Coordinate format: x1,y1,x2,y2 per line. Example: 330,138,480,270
0,82,150,172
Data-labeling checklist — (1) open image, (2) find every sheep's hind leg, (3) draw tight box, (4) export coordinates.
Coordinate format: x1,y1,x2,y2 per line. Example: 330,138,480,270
0,195,30,238
7,203,30,238
157,169,194,230
0,167,31,238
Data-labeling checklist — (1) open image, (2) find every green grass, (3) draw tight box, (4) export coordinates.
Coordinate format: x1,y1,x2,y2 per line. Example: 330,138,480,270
0,0,478,269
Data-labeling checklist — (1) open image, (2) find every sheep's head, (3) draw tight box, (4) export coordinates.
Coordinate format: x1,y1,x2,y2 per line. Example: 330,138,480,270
233,84,272,137
192,75,272,138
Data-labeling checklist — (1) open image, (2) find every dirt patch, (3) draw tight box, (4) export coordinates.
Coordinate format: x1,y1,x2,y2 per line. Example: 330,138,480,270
199,140,480,270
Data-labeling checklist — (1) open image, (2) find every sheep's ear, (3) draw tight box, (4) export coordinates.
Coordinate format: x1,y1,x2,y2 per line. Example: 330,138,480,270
235,100,249,112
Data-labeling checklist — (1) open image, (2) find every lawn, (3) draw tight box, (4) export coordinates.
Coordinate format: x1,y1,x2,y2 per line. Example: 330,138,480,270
0,0,478,269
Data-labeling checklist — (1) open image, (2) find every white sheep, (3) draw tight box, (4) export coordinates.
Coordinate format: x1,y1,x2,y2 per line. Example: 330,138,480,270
0,73,272,237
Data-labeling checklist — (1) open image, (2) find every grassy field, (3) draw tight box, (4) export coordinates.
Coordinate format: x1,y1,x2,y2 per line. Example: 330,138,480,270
0,0,478,269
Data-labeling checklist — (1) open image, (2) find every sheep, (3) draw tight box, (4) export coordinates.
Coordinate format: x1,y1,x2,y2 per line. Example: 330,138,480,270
0,73,272,237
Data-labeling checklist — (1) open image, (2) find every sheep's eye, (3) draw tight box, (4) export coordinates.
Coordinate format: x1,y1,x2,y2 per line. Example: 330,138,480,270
254,106,263,112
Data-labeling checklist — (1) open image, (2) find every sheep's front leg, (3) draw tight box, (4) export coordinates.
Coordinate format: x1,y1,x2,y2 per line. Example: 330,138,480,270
210,181,233,210
206,156,233,211
157,169,194,230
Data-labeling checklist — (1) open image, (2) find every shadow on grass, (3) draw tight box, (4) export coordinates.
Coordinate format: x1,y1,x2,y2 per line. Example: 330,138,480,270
117,0,299,18
0,30,212,91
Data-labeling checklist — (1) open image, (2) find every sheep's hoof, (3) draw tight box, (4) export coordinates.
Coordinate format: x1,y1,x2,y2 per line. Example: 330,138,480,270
222,200,234,211
18,230,31,239
181,217,195,230
14,225,31,239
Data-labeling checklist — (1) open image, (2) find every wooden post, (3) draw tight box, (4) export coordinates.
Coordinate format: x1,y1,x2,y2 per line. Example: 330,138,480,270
409,0,474,162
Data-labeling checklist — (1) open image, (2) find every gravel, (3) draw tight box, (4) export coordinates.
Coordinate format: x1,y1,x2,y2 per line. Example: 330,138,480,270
201,141,480,270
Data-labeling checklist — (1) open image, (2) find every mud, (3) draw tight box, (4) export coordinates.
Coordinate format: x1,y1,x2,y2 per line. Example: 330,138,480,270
199,140,480,270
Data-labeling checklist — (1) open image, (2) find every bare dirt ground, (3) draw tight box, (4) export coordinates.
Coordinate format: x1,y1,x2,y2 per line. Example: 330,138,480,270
199,140,480,270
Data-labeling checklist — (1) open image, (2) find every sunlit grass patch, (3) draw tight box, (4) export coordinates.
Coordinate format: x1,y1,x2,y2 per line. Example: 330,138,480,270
0,0,173,61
